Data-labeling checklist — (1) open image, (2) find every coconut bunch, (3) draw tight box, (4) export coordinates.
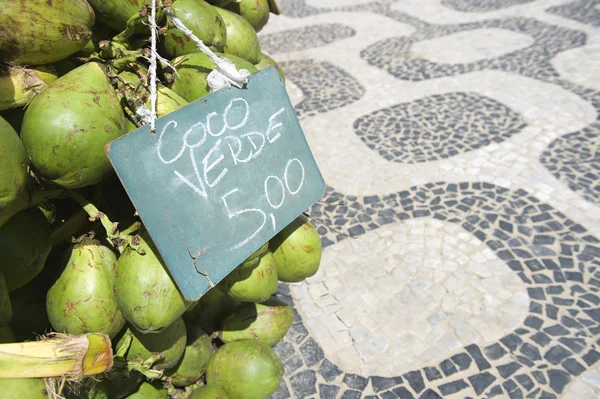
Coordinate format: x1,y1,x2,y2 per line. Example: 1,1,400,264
0,0,324,398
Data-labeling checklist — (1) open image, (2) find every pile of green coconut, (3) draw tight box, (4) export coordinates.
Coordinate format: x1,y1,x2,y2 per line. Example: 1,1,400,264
0,0,322,398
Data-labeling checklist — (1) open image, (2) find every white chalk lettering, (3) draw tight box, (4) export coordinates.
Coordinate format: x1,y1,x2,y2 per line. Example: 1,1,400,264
224,136,252,165
284,158,305,195
265,175,285,209
223,98,249,131
242,131,266,159
203,138,228,188
222,188,267,250
206,111,227,137
157,120,185,164
266,107,284,143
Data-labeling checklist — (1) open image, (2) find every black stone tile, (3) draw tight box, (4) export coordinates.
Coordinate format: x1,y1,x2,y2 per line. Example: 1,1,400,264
403,371,425,393
530,302,543,314
515,355,535,368
287,322,309,344
440,359,458,376
584,308,600,323
451,353,472,370
273,381,291,399
468,372,496,395
497,361,522,378
546,285,564,295
524,315,544,330
538,391,557,399
424,367,442,381
391,386,414,399
582,349,600,366
528,287,546,299
290,370,317,398
299,337,324,367
562,358,586,376
520,342,541,361
318,359,342,382
544,324,569,336
483,343,507,360
344,374,368,390
466,344,492,370
501,334,523,351
487,384,504,397
274,341,295,361
545,304,559,320
319,384,340,399
284,354,304,374
503,380,523,399
559,337,586,353
515,374,534,391
365,396,378,399
553,297,574,306
372,376,403,393
379,392,398,399
438,380,469,395
547,369,571,394
531,331,552,346
341,389,362,399
544,345,571,365
418,389,442,399
532,370,547,384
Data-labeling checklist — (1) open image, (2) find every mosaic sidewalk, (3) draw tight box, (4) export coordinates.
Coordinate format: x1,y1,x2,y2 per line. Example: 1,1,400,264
258,0,600,397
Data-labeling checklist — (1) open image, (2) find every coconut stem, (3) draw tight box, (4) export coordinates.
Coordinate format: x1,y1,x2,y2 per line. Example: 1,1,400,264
0,187,64,229
64,191,145,255
65,190,116,240
0,333,112,379
50,209,89,247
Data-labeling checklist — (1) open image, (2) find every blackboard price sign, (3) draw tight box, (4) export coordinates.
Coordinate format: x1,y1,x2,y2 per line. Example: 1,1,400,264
106,67,325,301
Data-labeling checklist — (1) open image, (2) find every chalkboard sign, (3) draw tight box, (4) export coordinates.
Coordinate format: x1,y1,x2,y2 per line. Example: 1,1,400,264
106,67,326,301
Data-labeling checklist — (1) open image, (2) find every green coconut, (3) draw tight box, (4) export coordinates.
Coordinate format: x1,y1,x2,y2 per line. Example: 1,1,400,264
116,318,187,370
255,53,285,82
184,287,239,334
46,240,125,338
206,339,283,399
162,0,226,58
86,0,162,34
124,382,168,399
215,8,262,64
0,378,48,398
0,0,94,65
237,242,270,271
0,115,28,211
0,207,51,291
219,252,278,303
0,272,12,328
21,62,127,189
0,66,58,111
226,0,270,32
115,232,189,333
270,215,322,282
188,385,230,399
171,52,258,102
164,325,213,386
219,297,293,346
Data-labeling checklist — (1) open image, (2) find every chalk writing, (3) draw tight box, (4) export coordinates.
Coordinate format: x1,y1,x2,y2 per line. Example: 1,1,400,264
155,96,305,250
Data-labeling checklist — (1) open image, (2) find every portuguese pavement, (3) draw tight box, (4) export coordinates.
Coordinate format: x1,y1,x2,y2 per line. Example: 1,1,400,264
258,0,600,397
